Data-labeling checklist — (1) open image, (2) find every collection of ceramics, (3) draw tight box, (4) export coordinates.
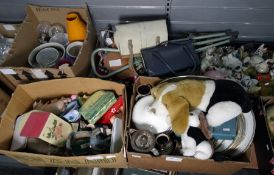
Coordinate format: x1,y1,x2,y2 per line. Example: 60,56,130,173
10,91,124,156
28,12,86,68
201,43,274,96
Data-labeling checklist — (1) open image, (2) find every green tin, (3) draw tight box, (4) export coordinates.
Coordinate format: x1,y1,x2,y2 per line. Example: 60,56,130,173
79,91,116,124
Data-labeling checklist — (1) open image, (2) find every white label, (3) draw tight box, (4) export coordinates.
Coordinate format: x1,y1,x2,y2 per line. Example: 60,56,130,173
109,59,122,67
3,24,15,31
165,156,183,162
131,155,141,158
86,155,104,160
223,128,230,132
0,68,16,75
31,69,48,79
106,155,116,159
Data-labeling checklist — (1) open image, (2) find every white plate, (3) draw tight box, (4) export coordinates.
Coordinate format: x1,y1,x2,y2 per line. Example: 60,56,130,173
215,140,233,153
231,111,256,157
28,42,65,68
213,111,255,157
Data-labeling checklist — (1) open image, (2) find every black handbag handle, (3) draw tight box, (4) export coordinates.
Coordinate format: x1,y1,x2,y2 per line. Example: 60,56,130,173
151,43,197,76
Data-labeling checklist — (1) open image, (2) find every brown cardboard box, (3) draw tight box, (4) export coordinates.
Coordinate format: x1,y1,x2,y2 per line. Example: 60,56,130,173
253,97,274,173
0,78,127,167
0,5,97,90
127,76,258,175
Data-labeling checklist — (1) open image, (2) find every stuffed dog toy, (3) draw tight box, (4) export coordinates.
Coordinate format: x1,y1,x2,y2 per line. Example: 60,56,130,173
132,79,252,160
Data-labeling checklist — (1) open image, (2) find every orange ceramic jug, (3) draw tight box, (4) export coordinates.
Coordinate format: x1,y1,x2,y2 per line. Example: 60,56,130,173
66,12,86,42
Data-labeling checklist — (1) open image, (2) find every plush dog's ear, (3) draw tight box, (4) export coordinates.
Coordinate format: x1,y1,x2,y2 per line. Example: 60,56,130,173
162,91,189,134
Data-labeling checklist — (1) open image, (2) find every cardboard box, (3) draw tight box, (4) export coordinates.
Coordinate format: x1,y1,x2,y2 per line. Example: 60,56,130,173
0,5,97,90
127,76,258,175
253,97,274,173
0,78,127,168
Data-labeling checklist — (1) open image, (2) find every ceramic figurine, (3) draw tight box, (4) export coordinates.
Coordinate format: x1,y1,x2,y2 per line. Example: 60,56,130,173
254,44,267,57
33,98,71,115
240,75,259,89
201,47,222,72
222,53,242,72
201,47,216,72
243,56,270,74
250,55,264,66
255,62,269,73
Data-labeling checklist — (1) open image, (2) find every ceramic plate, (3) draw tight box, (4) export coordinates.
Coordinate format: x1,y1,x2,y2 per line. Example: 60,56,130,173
213,112,255,157
28,42,65,68
231,111,255,157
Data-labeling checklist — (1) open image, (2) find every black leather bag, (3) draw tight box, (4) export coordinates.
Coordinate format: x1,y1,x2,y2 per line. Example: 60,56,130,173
141,39,200,77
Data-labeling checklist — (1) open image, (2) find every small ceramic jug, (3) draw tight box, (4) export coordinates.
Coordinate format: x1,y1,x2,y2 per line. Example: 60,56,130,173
66,12,86,42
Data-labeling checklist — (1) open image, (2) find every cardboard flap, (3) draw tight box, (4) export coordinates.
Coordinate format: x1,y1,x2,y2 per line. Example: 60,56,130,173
3,86,33,118
28,5,86,27
0,86,33,149
71,5,97,76
18,78,124,100
0,87,10,115
0,150,126,168
2,11,38,67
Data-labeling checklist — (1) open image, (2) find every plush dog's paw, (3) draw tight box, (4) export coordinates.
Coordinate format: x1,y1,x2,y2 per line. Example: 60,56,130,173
181,133,197,157
181,148,196,157
194,141,213,160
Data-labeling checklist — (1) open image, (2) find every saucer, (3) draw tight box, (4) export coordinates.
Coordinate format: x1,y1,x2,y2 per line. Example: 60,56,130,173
28,42,65,68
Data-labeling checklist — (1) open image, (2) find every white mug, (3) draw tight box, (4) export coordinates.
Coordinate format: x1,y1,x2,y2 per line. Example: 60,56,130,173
66,41,83,60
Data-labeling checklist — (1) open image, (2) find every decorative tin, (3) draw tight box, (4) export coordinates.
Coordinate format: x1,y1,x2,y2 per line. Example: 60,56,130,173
19,110,73,147
79,91,117,124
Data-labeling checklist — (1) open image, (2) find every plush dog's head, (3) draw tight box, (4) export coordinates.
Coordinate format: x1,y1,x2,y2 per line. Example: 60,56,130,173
132,95,171,134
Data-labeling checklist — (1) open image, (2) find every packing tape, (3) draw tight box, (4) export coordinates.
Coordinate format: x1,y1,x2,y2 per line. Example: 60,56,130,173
165,156,183,162
31,69,48,79
3,24,16,31
85,155,104,160
105,155,116,159
131,154,141,158
0,68,17,75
